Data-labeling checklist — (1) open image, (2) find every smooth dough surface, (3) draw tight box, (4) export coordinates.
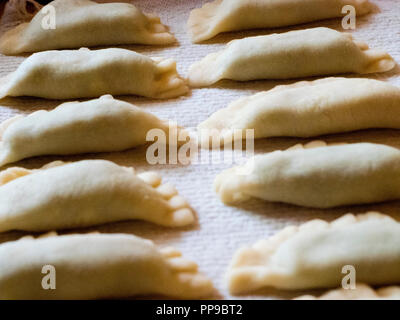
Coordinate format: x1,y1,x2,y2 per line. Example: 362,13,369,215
0,233,214,299
0,0,175,55
198,78,400,146
228,212,400,294
0,47,188,99
188,0,372,42
0,160,195,232
215,142,400,208
188,27,395,87
0,95,185,166
295,284,400,300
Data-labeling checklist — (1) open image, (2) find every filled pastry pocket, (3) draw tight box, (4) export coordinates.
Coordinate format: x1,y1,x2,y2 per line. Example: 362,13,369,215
0,233,214,299
188,0,372,42
0,0,176,55
188,27,395,86
0,48,188,99
228,212,400,294
215,141,400,208
198,77,400,146
0,94,187,166
0,160,195,232
295,284,400,300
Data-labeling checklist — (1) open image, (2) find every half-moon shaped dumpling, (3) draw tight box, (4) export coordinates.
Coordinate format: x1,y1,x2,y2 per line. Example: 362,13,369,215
295,284,400,300
0,95,186,166
215,142,400,208
0,233,214,299
188,27,395,87
0,48,188,99
0,160,195,232
227,212,400,294
0,0,175,55
198,78,400,146
188,0,372,43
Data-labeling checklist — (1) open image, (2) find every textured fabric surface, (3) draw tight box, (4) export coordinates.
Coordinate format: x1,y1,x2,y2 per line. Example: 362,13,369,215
0,0,399,299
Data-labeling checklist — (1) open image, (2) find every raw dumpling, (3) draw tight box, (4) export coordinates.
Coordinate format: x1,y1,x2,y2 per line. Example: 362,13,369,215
0,0,175,55
198,78,400,146
188,27,395,87
295,284,400,300
0,233,214,299
0,47,188,99
215,142,400,208
0,94,186,166
0,160,195,231
227,212,400,294
188,0,372,43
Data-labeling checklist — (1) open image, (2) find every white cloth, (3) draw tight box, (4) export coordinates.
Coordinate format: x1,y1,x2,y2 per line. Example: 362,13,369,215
0,0,399,299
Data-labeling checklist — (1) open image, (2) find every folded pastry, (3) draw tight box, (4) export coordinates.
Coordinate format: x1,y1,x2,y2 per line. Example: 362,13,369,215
0,0,175,55
188,27,395,87
0,160,195,232
198,78,400,146
295,284,400,300
0,233,214,299
0,48,188,99
188,0,372,43
0,95,185,166
228,212,400,294
215,141,400,208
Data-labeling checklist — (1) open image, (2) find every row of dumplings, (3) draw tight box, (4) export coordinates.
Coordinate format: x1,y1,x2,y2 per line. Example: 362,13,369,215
0,0,207,300
0,1,395,99
0,0,202,300
0,0,399,299
0,26,395,99
3,158,400,299
190,0,400,299
0,0,378,51
0,77,399,169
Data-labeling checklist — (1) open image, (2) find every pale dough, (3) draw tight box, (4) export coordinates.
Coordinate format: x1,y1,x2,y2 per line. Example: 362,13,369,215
0,94,186,166
295,284,400,300
188,0,372,42
0,160,195,231
198,78,400,146
228,212,400,294
0,233,214,299
188,27,395,86
0,47,188,99
0,0,175,55
215,142,400,208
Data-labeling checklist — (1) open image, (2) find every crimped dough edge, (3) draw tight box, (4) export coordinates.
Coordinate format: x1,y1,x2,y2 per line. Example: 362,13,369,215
227,212,396,294
0,160,195,227
2,232,214,299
